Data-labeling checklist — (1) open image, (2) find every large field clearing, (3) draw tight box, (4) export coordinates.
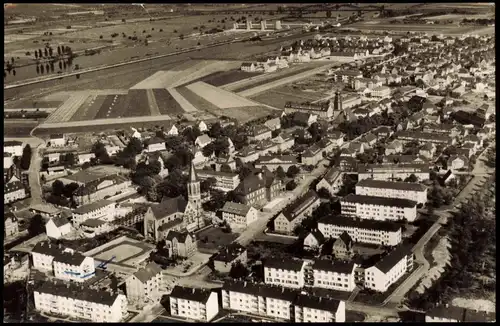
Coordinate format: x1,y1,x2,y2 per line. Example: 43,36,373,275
186,81,260,108
251,90,314,109
176,86,222,116
4,121,38,137
152,89,186,116
122,89,150,118
349,22,495,35
200,70,262,87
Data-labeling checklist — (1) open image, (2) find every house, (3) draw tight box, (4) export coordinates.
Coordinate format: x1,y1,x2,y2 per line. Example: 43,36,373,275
361,133,377,148
241,62,256,72
355,179,427,205
220,202,258,229
211,243,248,274
419,142,436,159
332,232,354,259
146,137,166,152
463,134,483,150
274,190,321,234
72,200,115,226
293,294,345,323
284,101,334,120
371,86,391,99
255,155,298,172
34,280,128,322
169,286,219,322
4,212,19,237
77,152,95,164
48,134,66,147
4,179,27,204
425,305,496,323
235,171,283,207
315,167,343,196
198,121,208,132
292,112,318,127
303,229,325,250
302,144,323,166
341,194,418,222
264,117,281,131
126,262,162,304
310,259,357,292
45,216,72,239
248,126,272,142
80,219,112,237
164,230,197,258
385,140,403,155
364,245,413,292
372,126,394,139
4,140,23,156
318,215,402,246
396,131,455,145
447,155,468,171
195,134,213,148
264,257,307,289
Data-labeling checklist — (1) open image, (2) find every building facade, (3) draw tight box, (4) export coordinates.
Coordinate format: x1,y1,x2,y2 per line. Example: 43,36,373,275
355,179,428,205
169,286,219,322
341,194,418,222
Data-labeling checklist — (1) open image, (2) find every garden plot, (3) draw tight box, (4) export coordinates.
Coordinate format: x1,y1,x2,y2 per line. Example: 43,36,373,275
69,94,98,121
94,95,127,119
152,89,185,116
186,81,260,109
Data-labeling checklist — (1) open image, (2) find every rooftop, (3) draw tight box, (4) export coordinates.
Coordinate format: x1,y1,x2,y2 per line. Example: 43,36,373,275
373,245,412,273
73,200,115,215
342,194,418,208
133,262,162,284
312,259,355,275
318,215,402,232
34,280,120,306
264,257,305,272
221,202,252,217
356,179,427,192
170,285,213,303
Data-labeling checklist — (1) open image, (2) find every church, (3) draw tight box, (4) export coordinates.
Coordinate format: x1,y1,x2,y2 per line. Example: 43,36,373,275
143,160,204,242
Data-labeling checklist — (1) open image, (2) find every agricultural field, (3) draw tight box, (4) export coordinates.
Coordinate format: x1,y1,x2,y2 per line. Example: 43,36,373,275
122,89,150,118
4,121,38,137
175,86,222,116
71,94,107,121
251,90,313,109
222,106,275,124
94,94,128,119
152,89,185,116
186,81,260,108
199,70,262,87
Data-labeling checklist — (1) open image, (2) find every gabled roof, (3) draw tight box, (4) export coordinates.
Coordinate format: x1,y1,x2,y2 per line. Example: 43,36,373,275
294,294,342,314
149,196,188,219
281,190,319,222
221,202,252,216
373,245,412,273
264,257,305,271
133,262,162,283
50,216,70,228
307,229,325,244
170,286,213,303
34,280,120,306
342,194,418,208
73,200,114,215
312,259,355,274
165,230,192,243
356,179,427,192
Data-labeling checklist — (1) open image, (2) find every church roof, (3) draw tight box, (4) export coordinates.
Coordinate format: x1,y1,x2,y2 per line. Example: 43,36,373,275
189,160,198,182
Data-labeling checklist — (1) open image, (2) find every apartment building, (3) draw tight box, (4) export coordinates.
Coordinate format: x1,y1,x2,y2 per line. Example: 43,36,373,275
248,126,273,142
125,262,162,304
309,260,356,292
221,280,345,322
4,180,27,204
318,215,402,247
220,202,259,229
274,190,321,234
364,245,414,292
196,169,240,191
358,163,430,182
302,144,324,166
72,200,116,226
4,140,23,156
255,155,299,172
53,249,96,282
264,258,307,289
315,167,344,196
169,286,219,322
395,130,456,145
341,194,418,222
34,280,127,322
355,179,428,205
146,137,167,152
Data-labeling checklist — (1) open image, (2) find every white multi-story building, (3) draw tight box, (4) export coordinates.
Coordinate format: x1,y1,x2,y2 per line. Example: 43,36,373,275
255,155,299,172
358,163,430,182
49,134,66,147
45,216,72,239
315,168,344,196
34,280,128,322
31,242,60,272
52,249,96,282
318,215,402,247
196,169,240,192
274,190,321,234
355,179,428,205
309,260,357,292
341,194,418,222
220,202,259,229
371,86,391,99
4,140,23,157
221,281,346,322
364,245,414,292
125,262,162,304
264,258,307,289
169,286,219,322
72,200,116,226
425,305,496,323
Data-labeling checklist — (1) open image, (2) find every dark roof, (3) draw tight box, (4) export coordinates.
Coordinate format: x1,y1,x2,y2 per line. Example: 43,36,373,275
50,133,64,139
4,181,25,193
221,202,252,216
165,230,192,243
133,262,162,283
4,140,23,147
170,286,213,303
73,200,114,215
50,216,70,228
52,250,87,266
222,280,297,302
307,229,325,244
211,243,247,263
60,170,104,185
281,190,320,221
356,179,427,192
34,280,120,306
318,215,402,232
158,218,183,231
373,245,412,273
337,231,353,247
80,218,106,228
150,196,187,219
235,174,267,195
342,194,417,208
264,257,305,271
312,259,355,274
294,294,342,314
358,163,430,173
427,305,468,321
4,211,17,222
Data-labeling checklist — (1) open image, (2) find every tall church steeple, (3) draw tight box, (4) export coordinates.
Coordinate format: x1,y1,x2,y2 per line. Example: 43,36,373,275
334,90,343,112
187,160,201,207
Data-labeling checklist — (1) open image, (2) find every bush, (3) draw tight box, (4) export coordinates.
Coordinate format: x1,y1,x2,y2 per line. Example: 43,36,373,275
66,25,71,29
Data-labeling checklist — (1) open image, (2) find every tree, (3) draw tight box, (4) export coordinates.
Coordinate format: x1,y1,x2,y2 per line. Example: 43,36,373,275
57,45,61,56
45,63,50,73
286,165,300,178
12,69,16,76
317,187,332,199
276,166,286,180
35,50,38,59
28,214,45,237
404,174,418,183
20,144,32,170
208,122,223,139
286,180,297,191
38,49,42,58
40,64,44,74
326,10,332,18
182,125,201,143
44,48,48,57
11,57,14,64
82,162,91,170
92,141,109,162
63,182,79,198
201,177,217,193
179,34,184,40
229,261,248,279
48,47,53,57
52,179,65,196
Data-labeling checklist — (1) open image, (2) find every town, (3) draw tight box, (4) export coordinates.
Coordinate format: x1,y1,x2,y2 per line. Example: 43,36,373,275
3,3,496,324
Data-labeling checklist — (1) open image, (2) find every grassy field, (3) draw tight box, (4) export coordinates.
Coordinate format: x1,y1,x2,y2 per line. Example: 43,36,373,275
176,85,222,115
122,89,150,117
201,70,262,87
153,89,186,115
71,94,106,121
4,121,37,137
251,90,310,109
233,66,314,93
222,106,275,123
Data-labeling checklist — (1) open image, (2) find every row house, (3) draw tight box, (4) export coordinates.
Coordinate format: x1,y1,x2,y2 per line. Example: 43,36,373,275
274,190,321,234
341,194,418,222
318,215,402,247
355,179,428,205
396,131,456,146
422,123,468,138
354,77,382,91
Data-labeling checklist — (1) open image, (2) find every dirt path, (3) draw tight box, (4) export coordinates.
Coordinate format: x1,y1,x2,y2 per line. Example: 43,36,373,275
146,89,161,116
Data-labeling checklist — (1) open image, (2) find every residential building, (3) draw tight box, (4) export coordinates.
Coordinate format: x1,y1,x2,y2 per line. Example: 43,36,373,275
72,200,116,226
264,117,281,131
274,190,321,234
34,280,127,322
45,216,72,239
315,168,344,196
220,202,259,229
358,163,430,181
195,134,213,148
249,126,272,142
211,243,248,273
52,249,96,282
235,171,283,207
385,140,403,155
49,134,66,147
264,258,307,289
332,232,354,259
255,155,298,172
341,194,418,222
303,229,325,250
425,305,496,323
5,179,27,204
371,86,391,99
355,179,427,205
196,169,240,191
169,286,219,322
364,245,414,292
77,152,95,164
292,112,317,126
4,140,23,156
164,230,197,258
447,155,468,171
30,204,61,219
294,294,346,323
80,219,112,236
241,62,256,72
4,212,19,237
396,131,455,145
126,262,162,304
310,259,356,292
4,153,13,169
146,137,166,152
302,144,324,166
419,142,437,159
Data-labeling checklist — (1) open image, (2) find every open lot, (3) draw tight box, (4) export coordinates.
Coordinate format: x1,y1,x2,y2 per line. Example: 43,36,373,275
348,22,495,36
187,81,261,108
196,226,239,252
251,90,310,109
4,121,38,137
